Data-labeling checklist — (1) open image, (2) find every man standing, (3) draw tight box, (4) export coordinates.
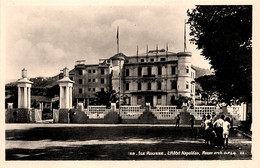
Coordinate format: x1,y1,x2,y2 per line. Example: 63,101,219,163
176,114,180,127
213,115,225,148
190,115,195,129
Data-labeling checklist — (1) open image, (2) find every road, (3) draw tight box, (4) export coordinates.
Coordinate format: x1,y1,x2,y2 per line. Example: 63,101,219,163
5,123,252,160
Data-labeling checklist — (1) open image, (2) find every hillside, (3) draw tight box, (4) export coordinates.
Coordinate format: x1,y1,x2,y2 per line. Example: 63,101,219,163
192,65,214,78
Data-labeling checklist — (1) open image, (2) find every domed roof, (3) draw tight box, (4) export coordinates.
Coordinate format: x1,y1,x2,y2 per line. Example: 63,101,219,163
110,53,126,60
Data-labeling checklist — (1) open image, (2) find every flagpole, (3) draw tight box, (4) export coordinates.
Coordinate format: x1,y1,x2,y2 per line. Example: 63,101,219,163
117,26,119,54
184,20,187,52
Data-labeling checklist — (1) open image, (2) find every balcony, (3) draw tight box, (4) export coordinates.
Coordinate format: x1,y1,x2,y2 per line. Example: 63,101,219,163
143,74,156,78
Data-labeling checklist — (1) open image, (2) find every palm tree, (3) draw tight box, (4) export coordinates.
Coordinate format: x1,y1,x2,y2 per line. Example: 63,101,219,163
94,90,119,107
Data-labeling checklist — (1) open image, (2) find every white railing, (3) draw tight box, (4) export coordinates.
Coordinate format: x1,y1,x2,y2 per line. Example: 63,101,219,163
85,106,110,119
119,105,145,119
189,106,219,119
151,106,177,120
227,103,246,121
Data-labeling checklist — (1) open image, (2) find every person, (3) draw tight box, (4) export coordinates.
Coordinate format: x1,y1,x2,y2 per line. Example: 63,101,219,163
200,115,206,135
213,114,225,148
190,115,195,129
223,117,231,148
176,114,180,127
204,115,215,146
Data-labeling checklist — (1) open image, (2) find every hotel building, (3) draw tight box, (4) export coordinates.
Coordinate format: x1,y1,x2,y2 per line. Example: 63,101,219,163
69,49,196,107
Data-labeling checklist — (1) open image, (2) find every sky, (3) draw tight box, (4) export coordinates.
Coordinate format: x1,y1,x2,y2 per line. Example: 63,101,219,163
4,3,211,83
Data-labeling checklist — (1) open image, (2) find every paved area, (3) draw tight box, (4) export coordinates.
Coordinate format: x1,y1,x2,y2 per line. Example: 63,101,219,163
5,123,252,160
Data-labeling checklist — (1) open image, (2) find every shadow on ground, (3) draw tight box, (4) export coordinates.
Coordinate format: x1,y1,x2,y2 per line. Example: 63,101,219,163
6,126,252,160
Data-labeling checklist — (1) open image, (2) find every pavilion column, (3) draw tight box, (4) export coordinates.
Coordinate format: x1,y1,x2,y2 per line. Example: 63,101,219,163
69,86,73,108
65,86,70,109
60,86,64,108
27,87,31,109
18,87,21,108
24,86,27,108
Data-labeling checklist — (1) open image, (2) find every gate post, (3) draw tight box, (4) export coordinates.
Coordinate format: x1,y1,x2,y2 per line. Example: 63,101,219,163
17,69,33,123
57,67,74,123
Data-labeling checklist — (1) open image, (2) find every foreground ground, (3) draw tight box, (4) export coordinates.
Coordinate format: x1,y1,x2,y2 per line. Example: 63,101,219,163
5,124,252,160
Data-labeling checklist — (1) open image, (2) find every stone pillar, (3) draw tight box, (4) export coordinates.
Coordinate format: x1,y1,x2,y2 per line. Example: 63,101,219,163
111,103,116,112
153,96,157,107
8,103,13,109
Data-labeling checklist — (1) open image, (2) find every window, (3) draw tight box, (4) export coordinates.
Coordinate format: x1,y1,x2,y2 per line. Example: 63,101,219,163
137,96,142,105
148,67,152,76
186,66,189,74
126,83,129,91
148,82,151,90
157,95,162,105
79,70,83,75
160,58,166,61
138,82,142,90
88,70,91,73
101,88,104,92
158,67,162,76
186,81,189,89
88,79,91,82
126,69,129,76
93,79,96,82
93,69,96,73
172,66,176,75
150,58,154,62
79,88,83,94
101,69,105,75
157,82,161,90
138,67,142,76
88,88,91,91
171,81,177,90
125,97,130,105
79,79,83,84
93,88,96,92
101,78,104,84
141,59,144,62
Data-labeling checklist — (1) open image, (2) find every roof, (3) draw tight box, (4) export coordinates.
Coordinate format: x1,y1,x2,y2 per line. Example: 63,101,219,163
57,76,75,84
17,78,33,84
110,53,126,60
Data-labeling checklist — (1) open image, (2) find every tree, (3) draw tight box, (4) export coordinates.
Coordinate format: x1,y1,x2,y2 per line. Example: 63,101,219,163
187,6,252,104
196,75,218,104
171,95,192,108
94,90,119,107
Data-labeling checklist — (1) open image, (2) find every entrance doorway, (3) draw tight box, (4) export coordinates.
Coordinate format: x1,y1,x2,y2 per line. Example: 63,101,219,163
145,96,153,106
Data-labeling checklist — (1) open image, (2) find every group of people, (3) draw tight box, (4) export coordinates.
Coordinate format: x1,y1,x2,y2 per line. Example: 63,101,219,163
202,114,231,148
